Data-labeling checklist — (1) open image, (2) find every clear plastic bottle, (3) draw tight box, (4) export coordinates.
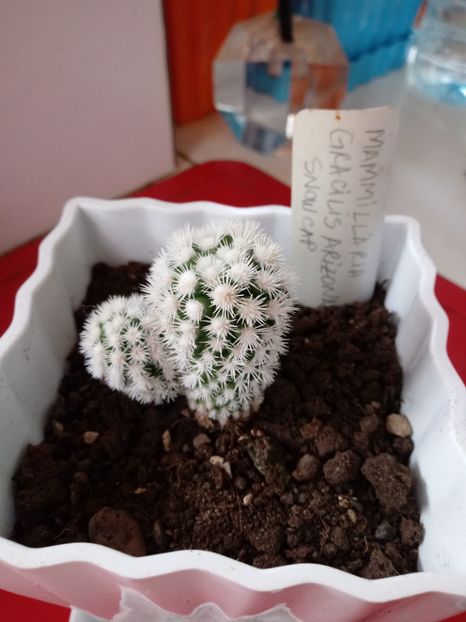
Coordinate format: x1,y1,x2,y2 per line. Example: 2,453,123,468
408,0,466,105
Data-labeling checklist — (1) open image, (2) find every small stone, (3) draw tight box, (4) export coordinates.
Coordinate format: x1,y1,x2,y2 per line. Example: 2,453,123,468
192,433,211,449
300,419,322,440
375,521,396,541
386,414,413,438
361,453,412,510
88,507,146,556
209,455,225,466
332,526,350,551
162,430,172,452
392,437,414,458
361,548,397,579
194,410,216,428
399,517,423,547
244,435,289,489
83,431,99,444
243,493,253,506
314,425,347,458
359,414,381,435
337,495,350,509
323,450,360,487
292,454,320,482
251,428,264,438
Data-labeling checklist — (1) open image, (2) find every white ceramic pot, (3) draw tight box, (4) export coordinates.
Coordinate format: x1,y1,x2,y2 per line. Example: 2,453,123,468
0,198,465,622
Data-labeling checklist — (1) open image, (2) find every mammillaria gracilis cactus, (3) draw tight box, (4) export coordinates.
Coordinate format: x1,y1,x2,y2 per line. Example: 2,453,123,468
80,294,178,405
145,220,295,425
80,220,295,426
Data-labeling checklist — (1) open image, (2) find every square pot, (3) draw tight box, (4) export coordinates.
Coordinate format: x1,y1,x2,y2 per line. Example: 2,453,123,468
0,197,465,621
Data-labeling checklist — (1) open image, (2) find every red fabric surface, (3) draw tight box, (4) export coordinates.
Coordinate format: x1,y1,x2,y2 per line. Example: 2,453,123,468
0,161,464,621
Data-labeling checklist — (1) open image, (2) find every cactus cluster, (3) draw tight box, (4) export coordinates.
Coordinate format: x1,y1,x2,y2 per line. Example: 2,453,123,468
80,220,294,426
80,294,178,405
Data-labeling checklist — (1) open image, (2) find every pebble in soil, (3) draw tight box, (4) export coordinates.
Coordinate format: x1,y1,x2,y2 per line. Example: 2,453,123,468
11,262,423,578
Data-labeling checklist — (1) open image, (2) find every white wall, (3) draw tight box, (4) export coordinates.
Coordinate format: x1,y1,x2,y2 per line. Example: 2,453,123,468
0,0,175,254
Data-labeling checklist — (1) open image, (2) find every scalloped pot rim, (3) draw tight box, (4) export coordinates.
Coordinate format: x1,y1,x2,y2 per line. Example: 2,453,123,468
1,539,466,601
0,197,465,611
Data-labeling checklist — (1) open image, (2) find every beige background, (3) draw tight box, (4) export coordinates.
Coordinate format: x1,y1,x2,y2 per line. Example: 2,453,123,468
0,0,174,253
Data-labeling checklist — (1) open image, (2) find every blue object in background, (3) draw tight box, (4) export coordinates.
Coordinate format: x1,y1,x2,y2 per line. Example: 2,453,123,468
292,0,423,88
221,111,246,141
220,111,287,153
246,61,292,103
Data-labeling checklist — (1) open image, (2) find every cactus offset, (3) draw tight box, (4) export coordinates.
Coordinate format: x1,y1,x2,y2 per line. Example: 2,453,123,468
80,294,178,404
144,220,295,425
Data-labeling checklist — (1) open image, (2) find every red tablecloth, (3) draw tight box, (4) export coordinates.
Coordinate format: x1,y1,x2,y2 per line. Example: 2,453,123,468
0,161,465,621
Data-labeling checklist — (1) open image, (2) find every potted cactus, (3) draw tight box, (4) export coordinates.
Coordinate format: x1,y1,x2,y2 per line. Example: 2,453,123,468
80,221,294,427
2,198,466,622
12,211,426,578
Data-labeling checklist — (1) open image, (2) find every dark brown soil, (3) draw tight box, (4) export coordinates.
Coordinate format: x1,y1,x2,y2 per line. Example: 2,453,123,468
11,262,423,578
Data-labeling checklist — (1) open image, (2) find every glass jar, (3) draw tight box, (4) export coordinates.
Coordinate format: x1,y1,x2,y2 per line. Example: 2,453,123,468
408,0,466,105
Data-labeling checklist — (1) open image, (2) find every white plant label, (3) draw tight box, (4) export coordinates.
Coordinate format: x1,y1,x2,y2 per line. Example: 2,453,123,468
109,588,302,622
291,107,399,307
